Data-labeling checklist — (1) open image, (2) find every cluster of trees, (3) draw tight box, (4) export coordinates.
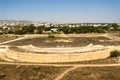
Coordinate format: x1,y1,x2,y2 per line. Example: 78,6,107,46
58,23,120,34
0,23,120,35
103,23,120,31
14,24,35,34
0,24,43,35
14,24,44,34
59,26,105,34
14,25,57,35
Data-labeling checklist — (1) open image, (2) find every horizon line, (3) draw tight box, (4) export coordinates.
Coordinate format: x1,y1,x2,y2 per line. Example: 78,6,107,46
0,19,119,24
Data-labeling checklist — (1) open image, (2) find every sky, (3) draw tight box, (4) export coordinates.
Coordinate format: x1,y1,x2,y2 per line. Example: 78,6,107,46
0,0,120,23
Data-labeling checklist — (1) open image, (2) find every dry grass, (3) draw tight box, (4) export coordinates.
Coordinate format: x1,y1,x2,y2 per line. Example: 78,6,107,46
0,35,20,43
5,36,120,47
0,64,70,80
62,66,120,80
0,34,120,80
110,33,120,37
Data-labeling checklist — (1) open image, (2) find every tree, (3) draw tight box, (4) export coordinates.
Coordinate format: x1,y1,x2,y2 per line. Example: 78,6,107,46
37,26,43,34
14,30,25,35
106,23,120,31
62,26,70,34
22,24,35,34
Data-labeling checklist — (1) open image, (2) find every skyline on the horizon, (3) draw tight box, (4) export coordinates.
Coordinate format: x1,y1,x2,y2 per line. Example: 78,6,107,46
0,0,120,23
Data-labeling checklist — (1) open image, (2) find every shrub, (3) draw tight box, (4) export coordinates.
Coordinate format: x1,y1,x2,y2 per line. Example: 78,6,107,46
32,65,41,71
110,50,120,57
82,72,91,75
0,73,6,79
38,73,46,79
48,34,55,38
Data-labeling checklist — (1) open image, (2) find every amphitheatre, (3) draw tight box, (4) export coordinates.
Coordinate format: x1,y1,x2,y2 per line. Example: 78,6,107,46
0,33,120,80
0,33,120,63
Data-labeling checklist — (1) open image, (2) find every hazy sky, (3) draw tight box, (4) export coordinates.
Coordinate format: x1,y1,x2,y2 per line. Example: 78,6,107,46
0,0,120,23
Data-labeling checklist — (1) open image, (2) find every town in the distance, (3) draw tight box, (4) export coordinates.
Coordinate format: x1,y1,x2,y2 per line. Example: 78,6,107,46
0,20,120,35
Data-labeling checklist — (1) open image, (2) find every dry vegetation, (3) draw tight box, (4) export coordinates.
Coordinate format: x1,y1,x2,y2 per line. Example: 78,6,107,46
0,64,70,80
0,64,120,80
110,33,120,37
61,66,120,80
0,35,20,43
4,36,120,47
0,33,120,80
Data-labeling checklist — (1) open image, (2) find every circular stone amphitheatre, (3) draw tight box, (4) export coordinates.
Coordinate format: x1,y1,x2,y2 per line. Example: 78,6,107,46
0,34,120,63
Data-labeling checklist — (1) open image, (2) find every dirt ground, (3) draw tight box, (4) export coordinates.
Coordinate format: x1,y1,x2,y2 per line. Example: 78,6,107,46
62,66,120,80
0,33,120,63
4,36,120,47
0,64,120,80
50,57,120,64
0,35,20,43
0,33,120,80
0,64,70,80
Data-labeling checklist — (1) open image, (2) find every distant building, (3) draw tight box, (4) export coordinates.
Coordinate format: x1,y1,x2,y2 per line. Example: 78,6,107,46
51,28,58,32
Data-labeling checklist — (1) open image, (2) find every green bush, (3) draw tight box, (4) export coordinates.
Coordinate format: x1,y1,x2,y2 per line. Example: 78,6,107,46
110,50,120,57
14,30,25,35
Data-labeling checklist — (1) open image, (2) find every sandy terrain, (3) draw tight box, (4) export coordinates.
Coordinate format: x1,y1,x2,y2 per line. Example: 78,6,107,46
0,45,119,63
17,44,110,53
0,33,120,80
0,33,120,63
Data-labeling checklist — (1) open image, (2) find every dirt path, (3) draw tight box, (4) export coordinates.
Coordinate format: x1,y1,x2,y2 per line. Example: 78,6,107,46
0,34,48,45
0,36,26,45
54,66,78,80
0,35,39,45
103,34,120,41
54,62,120,80
0,61,120,67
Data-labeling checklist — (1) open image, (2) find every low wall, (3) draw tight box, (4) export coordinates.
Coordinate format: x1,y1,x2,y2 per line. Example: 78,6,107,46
3,48,114,63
